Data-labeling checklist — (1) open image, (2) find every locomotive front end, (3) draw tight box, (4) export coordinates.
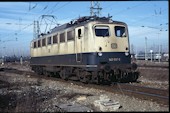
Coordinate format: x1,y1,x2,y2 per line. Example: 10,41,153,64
91,21,139,83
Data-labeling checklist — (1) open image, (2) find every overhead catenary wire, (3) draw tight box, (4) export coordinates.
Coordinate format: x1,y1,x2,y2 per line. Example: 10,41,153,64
0,2,168,56
59,1,148,24
111,1,148,16
1,2,168,37
128,7,168,27
1,2,167,38
45,2,60,14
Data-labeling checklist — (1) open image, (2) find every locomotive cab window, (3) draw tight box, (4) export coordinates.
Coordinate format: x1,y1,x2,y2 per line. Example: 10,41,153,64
115,26,126,37
95,26,109,37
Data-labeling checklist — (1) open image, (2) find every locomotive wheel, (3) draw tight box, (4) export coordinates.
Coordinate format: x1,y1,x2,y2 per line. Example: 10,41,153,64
131,72,139,82
34,66,43,75
53,72,60,78
39,67,44,75
115,74,122,82
79,71,91,84
60,69,68,80
119,71,129,83
43,70,51,77
91,72,99,84
97,71,104,84
43,70,47,76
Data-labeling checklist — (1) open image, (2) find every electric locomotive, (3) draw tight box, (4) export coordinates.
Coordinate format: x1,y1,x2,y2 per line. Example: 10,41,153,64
30,16,139,84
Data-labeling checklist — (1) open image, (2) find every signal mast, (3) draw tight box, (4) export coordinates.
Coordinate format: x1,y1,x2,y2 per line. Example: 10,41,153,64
90,1,102,17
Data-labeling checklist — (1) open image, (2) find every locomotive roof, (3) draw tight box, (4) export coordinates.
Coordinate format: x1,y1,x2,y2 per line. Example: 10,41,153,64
50,16,127,33
36,16,127,38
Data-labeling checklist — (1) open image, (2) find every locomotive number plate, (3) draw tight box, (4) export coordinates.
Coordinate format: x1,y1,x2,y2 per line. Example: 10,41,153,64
109,58,121,61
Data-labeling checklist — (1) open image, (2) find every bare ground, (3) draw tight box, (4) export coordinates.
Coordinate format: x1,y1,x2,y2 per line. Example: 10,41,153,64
0,61,169,112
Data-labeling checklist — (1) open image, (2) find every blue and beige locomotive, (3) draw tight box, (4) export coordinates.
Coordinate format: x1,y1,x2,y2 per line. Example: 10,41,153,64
30,16,139,84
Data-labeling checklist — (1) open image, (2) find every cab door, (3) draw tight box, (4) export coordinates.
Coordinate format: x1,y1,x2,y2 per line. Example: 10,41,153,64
75,26,84,62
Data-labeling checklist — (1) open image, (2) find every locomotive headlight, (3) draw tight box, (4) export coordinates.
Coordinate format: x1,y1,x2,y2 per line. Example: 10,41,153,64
125,52,129,56
98,52,103,56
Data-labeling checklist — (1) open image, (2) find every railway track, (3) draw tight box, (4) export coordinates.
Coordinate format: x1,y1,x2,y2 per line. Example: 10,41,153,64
137,65,169,69
110,83,169,106
0,67,169,106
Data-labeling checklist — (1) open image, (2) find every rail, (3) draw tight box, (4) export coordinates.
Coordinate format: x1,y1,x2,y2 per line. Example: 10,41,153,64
1,67,169,106
111,83,169,106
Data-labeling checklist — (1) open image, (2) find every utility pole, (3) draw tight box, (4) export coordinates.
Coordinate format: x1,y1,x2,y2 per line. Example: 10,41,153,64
90,1,102,17
33,21,36,39
150,50,153,62
154,8,162,63
33,21,39,39
145,37,147,61
158,33,161,63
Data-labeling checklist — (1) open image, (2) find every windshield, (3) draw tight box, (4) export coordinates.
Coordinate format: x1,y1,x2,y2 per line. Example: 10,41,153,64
95,26,109,37
115,26,126,37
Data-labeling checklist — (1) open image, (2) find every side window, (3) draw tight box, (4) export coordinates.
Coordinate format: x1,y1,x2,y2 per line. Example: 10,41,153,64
67,30,75,41
78,29,81,38
53,34,58,44
47,37,52,45
60,33,65,43
38,40,41,47
33,41,37,48
42,38,46,46
115,26,126,37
